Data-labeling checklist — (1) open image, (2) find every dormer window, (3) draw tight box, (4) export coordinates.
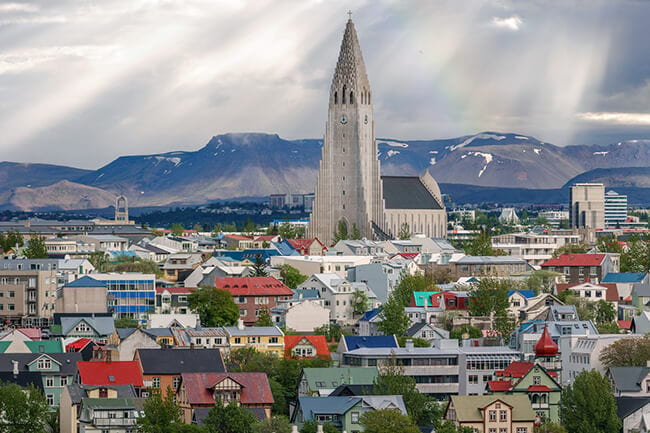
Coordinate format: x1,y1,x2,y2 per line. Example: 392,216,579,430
37,358,51,370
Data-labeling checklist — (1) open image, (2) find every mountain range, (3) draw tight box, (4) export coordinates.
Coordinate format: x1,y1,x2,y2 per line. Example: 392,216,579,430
2,132,650,211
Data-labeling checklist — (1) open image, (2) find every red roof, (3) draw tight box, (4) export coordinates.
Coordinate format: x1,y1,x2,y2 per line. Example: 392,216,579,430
535,326,559,357
395,253,419,260
618,320,632,330
487,380,513,392
156,286,195,295
541,253,606,267
225,234,253,241
181,372,273,405
215,277,293,296
16,328,41,340
527,385,552,392
254,235,278,242
287,238,325,252
284,335,331,359
556,283,620,302
66,338,93,351
499,361,534,378
78,361,144,386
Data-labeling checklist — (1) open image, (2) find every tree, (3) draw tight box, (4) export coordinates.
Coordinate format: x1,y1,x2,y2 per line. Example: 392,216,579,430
594,300,615,324
526,270,559,294
88,251,108,271
243,218,256,236
193,224,204,232
600,335,650,367
300,421,338,433
397,336,430,347
435,421,475,433
0,230,23,251
255,416,291,433
203,400,258,433
464,229,505,256
494,313,516,341
278,222,301,240
351,290,370,316
374,360,442,426
212,223,223,236
534,422,567,433
398,223,411,240
0,383,50,433
333,220,349,242
170,223,185,236
467,278,512,317
188,287,239,327
450,324,482,340
377,296,410,336
351,223,361,240
313,323,345,342
393,273,430,307
255,309,273,326
552,242,589,257
137,387,183,433
114,317,140,328
279,265,307,289
252,255,268,277
23,235,48,259
560,370,621,433
360,409,420,433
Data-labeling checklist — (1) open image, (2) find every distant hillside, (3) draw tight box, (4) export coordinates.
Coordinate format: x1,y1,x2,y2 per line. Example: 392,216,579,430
0,180,117,211
563,167,650,188
0,162,91,192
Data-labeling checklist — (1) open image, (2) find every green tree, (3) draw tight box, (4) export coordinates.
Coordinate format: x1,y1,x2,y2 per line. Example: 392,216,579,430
377,296,410,336
313,323,345,342
398,222,411,240
88,251,108,271
526,270,559,294
494,313,516,340
351,223,361,240
374,361,442,426
137,387,183,433
212,223,223,236
397,336,430,347
600,335,650,367
243,218,256,236
254,415,291,433
534,422,567,433
552,242,589,257
450,324,482,340
333,220,349,242
203,400,258,433
594,300,615,324
435,421,475,433
464,229,505,256
0,230,24,251
252,255,268,277
193,224,204,232
255,309,273,326
360,408,420,433
0,383,50,433
23,235,48,259
468,278,512,317
114,317,140,328
561,370,621,433
351,290,370,316
393,273,430,307
277,223,297,239
188,287,239,327
223,223,237,232
300,420,338,433
279,265,307,289
170,223,185,236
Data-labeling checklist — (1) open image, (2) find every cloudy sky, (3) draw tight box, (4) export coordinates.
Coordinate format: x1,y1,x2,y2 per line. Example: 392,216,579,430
1,0,649,168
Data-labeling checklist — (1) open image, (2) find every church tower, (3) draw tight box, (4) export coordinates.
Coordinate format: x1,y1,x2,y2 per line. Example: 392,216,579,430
309,16,384,245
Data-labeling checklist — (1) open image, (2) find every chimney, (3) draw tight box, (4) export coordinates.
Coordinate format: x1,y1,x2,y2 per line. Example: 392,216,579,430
405,339,414,352
12,360,19,376
237,319,245,331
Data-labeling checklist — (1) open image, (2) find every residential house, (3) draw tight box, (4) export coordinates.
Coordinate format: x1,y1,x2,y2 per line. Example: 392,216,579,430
451,256,530,278
177,372,273,423
270,255,374,279
405,322,449,344
155,287,193,314
516,294,566,322
271,298,330,332
541,253,616,284
632,312,650,334
602,272,649,302
70,235,129,252
616,397,650,433
135,348,225,396
337,335,399,356
284,335,331,360
608,365,650,397
292,395,407,432
171,327,229,349
148,313,199,329
65,338,96,361
333,239,385,256
0,352,82,406
216,276,293,325
507,290,536,318
561,333,631,384
357,308,383,336
147,236,199,253
556,282,621,308
347,262,405,303
116,328,161,361
298,367,379,397
444,395,536,433
491,232,581,268
223,323,284,355
56,276,108,314
60,383,140,433
77,361,144,389
51,313,119,345
286,238,327,256
222,234,257,250
509,320,598,359
44,237,95,257
162,253,203,283
129,242,171,263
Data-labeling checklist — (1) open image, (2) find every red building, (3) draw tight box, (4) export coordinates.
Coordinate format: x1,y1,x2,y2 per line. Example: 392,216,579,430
286,238,327,256
540,253,612,284
77,361,144,387
284,335,331,360
215,277,294,325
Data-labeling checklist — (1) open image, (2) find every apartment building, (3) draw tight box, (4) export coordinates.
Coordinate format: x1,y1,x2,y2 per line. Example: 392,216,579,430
569,183,605,229
604,190,628,227
0,269,58,326
88,273,156,321
492,232,581,268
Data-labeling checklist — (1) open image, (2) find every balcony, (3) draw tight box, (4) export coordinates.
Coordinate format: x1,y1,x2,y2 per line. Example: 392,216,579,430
93,418,137,426
531,403,549,409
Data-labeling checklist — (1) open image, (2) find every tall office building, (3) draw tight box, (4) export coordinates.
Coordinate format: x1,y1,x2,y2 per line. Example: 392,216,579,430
604,190,628,227
569,183,605,229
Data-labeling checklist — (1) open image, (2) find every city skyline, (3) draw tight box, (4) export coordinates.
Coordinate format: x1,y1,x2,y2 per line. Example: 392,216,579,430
1,0,650,168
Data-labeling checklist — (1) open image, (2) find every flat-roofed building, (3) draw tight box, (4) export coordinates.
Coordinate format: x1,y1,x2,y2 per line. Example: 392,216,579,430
569,183,605,229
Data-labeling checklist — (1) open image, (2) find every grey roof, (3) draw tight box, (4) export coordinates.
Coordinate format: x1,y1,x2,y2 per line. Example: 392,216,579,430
0,352,83,375
297,395,406,420
609,367,650,392
60,316,116,336
617,397,650,419
137,348,225,375
405,322,449,339
381,176,443,210
66,383,137,405
0,372,44,390
457,256,527,265
224,326,283,337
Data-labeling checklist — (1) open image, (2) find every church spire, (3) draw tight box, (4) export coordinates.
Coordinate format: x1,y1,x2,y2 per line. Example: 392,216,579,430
331,16,370,105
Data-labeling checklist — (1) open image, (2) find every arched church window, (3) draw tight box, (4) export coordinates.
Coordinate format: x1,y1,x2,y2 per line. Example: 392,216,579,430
342,85,347,104
334,91,338,104
368,92,371,104
350,91,354,104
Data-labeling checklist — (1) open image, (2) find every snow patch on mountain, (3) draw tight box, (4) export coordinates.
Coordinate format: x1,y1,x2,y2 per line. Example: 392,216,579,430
380,140,409,148
429,157,436,165
515,136,529,140
449,133,506,151
466,152,494,178
593,151,609,155
387,150,400,157
534,148,541,155
150,156,182,166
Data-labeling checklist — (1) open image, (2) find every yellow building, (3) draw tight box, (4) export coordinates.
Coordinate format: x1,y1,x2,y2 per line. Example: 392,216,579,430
224,322,285,356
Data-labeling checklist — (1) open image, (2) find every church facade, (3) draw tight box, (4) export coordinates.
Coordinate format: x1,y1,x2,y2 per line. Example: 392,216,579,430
309,17,446,245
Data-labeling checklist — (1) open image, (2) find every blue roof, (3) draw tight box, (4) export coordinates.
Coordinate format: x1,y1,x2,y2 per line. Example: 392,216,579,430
297,396,360,419
343,335,397,350
272,240,300,256
602,273,647,283
107,250,137,259
507,290,536,299
63,276,107,288
358,308,382,322
293,289,321,300
214,249,281,262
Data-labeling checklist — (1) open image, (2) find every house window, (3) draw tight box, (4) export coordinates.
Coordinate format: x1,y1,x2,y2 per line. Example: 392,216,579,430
195,338,202,345
248,337,258,344
468,375,478,384
351,412,360,423
533,376,541,385
237,296,246,304
37,358,52,370
595,291,602,298
46,394,54,405
45,376,54,387
8,291,14,298
173,376,181,390
234,337,241,344
99,388,108,398
75,322,91,333
269,337,278,344
61,376,68,386
489,429,496,433
239,310,246,316
500,429,508,433
499,410,507,421
215,338,223,345
152,377,160,388
516,429,528,433
489,410,497,421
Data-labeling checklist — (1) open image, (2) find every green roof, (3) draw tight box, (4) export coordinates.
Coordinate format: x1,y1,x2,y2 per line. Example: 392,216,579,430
25,340,63,353
449,395,536,422
412,291,442,307
302,367,378,390
0,342,11,353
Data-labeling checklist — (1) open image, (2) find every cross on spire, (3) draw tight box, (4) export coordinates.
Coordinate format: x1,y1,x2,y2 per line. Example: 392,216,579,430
347,10,352,20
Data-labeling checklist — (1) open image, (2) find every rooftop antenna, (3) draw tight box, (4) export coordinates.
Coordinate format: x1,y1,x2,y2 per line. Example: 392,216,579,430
347,10,352,20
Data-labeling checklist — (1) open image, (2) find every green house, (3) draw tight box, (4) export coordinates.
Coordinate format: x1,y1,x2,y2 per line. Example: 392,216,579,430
298,367,378,397
0,352,83,407
487,361,562,423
